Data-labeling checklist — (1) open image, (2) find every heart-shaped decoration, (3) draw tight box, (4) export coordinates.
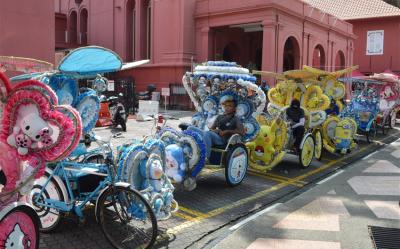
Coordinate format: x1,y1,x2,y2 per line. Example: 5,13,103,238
0,72,82,192
302,85,330,112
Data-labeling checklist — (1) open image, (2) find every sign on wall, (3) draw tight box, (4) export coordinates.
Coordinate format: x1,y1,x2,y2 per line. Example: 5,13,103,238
107,80,115,91
366,30,384,55
161,87,170,96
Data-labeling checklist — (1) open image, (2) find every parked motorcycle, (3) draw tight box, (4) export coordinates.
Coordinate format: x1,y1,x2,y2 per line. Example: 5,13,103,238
99,94,127,131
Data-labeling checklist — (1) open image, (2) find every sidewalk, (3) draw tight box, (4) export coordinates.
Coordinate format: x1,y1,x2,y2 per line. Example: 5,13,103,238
212,139,400,249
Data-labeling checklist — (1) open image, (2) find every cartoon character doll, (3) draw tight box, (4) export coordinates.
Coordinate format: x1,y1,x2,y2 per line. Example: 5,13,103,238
165,144,187,183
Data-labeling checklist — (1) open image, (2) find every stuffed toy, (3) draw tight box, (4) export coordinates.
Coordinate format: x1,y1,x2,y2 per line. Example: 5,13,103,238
165,144,186,183
7,106,53,155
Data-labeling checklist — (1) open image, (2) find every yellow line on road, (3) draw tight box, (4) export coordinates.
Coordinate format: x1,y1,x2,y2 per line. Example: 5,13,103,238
172,211,195,221
178,206,208,219
167,137,390,234
248,171,304,187
264,172,308,185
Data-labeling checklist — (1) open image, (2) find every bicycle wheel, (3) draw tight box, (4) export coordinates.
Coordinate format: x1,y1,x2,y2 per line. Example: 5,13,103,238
96,186,157,249
29,171,65,233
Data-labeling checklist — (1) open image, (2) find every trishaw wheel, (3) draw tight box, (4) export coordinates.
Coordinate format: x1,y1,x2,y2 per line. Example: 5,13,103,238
313,130,323,161
299,134,315,168
96,186,157,249
0,205,40,249
29,171,64,233
390,111,397,129
366,121,377,143
224,144,248,187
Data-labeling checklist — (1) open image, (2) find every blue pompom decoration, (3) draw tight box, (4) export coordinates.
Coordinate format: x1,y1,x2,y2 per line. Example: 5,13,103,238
75,90,100,134
182,130,207,177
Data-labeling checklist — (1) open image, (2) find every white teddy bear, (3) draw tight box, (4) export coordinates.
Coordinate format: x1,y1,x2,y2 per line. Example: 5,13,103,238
7,106,53,155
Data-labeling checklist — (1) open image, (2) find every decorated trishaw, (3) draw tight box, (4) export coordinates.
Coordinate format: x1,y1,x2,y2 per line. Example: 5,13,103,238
2,48,159,249
252,69,329,168
118,61,267,191
0,70,82,249
302,66,358,154
340,73,399,142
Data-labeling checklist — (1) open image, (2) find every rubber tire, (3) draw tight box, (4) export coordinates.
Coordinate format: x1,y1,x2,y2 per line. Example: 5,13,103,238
366,121,377,144
96,186,158,249
224,144,248,187
29,171,64,233
299,134,315,168
313,130,323,161
0,205,40,249
389,112,397,129
120,120,127,132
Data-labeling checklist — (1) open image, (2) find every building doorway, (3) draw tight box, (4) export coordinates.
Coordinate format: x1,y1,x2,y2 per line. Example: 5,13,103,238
335,50,345,70
312,44,326,70
213,25,262,70
283,36,300,71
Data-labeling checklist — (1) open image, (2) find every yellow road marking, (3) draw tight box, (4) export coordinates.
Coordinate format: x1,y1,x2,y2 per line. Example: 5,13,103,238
172,211,195,221
248,171,304,187
263,172,308,185
168,134,398,234
178,206,208,219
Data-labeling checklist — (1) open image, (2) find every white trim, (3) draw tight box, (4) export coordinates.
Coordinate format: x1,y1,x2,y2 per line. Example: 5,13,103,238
317,170,344,185
229,203,282,231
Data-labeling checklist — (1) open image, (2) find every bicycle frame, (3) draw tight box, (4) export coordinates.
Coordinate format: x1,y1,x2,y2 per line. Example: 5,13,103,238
33,133,119,219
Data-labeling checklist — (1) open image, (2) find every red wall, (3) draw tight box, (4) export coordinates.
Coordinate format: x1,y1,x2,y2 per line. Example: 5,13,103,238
0,0,55,68
350,16,400,74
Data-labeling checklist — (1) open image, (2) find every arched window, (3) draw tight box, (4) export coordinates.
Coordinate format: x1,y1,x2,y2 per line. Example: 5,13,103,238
79,9,88,44
312,44,326,70
335,50,345,70
283,36,300,71
126,0,135,61
69,11,78,44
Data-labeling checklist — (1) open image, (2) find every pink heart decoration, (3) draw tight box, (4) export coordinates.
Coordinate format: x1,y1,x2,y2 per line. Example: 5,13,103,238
0,72,82,188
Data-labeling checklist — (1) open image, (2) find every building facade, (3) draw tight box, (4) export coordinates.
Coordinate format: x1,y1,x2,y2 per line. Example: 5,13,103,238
0,0,55,73
350,16,400,74
56,0,355,91
303,0,400,75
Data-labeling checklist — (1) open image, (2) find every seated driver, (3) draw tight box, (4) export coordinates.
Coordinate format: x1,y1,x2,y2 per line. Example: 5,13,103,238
286,99,305,152
188,96,245,161
325,98,340,116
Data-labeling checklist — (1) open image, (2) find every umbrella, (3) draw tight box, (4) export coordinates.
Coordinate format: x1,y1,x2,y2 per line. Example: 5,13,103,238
0,56,53,73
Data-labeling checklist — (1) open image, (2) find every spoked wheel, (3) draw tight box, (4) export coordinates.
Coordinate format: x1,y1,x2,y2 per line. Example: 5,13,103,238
366,121,377,143
96,186,157,249
29,171,65,232
299,134,315,168
224,144,248,187
313,130,323,161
